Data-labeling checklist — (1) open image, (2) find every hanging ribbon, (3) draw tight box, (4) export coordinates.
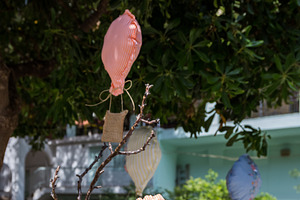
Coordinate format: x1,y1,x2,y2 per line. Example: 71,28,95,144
85,80,135,111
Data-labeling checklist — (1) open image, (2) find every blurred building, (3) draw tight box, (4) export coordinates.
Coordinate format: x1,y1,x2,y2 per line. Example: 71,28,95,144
2,93,300,200
155,94,300,199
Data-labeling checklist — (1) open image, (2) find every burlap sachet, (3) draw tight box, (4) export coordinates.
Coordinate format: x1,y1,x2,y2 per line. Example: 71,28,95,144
101,110,128,143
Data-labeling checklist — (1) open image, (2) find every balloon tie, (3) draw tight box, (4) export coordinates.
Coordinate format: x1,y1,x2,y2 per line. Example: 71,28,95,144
124,80,135,111
85,80,135,111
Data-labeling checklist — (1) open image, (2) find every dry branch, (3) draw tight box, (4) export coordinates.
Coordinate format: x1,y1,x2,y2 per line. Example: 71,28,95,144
50,166,60,200
50,84,159,200
118,129,156,155
85,84,158,200
76,143,108,200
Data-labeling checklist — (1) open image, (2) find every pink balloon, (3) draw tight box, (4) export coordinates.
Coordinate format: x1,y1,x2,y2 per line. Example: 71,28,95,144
101,9,142,96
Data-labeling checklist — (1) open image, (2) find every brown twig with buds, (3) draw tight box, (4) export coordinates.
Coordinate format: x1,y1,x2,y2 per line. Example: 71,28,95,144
50,84,159,200
50,166,60,200
76,143,108,200
85,84,159,200
118,129,156,155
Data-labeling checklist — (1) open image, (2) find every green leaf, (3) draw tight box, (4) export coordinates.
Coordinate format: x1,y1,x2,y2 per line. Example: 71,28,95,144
189,29,200,44
242,25,252,36
274,54,283,72
177,31,188,43
224,126,235,139
226,134,239,146
207,77,219,84
165,18,181,33
51,8,56,24
227,68,241,76
284,53,295,71
245,40,264,48
152,76,164,93
265,80,281,95
213,0,218,8
204,113,215,132
193,40,210,48
193,49,210,63
178,76,195,89
244,125,258,132
244,48,265,60
287,80,297,91
143,26,161,35
221,91,232,108
174,78,186,97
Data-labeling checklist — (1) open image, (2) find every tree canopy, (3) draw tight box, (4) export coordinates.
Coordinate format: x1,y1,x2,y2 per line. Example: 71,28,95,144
1,0,300,161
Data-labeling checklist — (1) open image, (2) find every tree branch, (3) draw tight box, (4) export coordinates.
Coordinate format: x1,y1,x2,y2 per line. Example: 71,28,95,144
50,166,60,200
49,84,158,200
80,0,110,33
108,142,113,154
85,84,158,200
118,129,156,155
141,119,160,125
76,143,108,200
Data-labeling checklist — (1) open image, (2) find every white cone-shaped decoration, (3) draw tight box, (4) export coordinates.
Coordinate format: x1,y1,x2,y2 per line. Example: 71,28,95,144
126,126,161,196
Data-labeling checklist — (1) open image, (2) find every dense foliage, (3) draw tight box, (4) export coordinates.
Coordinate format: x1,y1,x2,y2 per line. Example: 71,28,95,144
169,169,230,200
168,169,277,200
1,0,300,154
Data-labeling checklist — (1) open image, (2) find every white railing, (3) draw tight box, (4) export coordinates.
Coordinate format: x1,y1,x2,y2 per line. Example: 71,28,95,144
26,166,132,196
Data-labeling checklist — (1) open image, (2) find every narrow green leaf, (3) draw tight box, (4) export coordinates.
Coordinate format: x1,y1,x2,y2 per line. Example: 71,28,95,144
178,31,188,43
274,54,283,72
244,125,258,132
287,80,297,91
189,29,200,44
242,25,252,36
221,91,232,108
178,76,194,89
165,18,181,33
226,134,239,146
213,0,218,8
284,53,295,71
227,68,241,76
204,113,215,132
245,40,264,48
193,40,210,48
224,126,234,139
152,76,164,93
244,48,265,60
174,78,186,97
193,49,210,63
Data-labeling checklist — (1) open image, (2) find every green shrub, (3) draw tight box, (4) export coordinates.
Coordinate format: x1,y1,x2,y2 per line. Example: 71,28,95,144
167,169,276,200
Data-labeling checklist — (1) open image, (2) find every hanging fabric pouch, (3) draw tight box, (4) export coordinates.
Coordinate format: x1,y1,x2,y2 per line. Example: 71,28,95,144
101,109,128,143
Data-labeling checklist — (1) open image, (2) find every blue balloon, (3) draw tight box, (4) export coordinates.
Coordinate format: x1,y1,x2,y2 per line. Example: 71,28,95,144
226,154,262,200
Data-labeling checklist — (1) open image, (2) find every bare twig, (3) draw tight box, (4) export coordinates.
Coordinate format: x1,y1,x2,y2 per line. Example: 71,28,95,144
49,84,158,200
118,129,156,155
108,142,114,154
50,166,60,200
85,84,158,200
76,143,108,200
141,118,160,125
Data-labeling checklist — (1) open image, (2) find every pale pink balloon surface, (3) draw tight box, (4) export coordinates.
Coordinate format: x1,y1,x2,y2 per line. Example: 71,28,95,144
101,9,142,96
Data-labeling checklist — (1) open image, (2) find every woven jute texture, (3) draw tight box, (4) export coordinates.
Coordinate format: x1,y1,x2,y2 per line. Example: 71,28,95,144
102,110,128,143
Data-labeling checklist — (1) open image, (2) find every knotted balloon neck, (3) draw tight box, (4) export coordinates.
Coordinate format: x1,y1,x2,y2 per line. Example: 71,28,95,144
86,80,135,111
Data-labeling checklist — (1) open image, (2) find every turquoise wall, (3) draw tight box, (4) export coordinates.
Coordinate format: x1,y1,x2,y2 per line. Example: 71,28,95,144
154,141,177,192
154,127,300,200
